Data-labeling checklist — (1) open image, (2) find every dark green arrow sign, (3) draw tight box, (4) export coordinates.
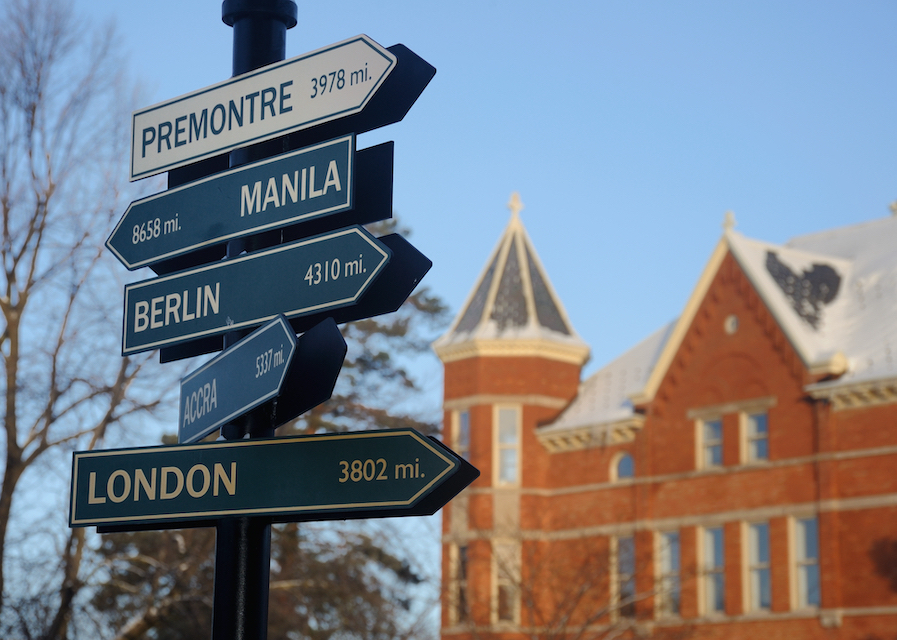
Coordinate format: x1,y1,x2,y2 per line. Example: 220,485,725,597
109,136,354,270
179,315,297,444
70,429,471,528
122,225,389,355
179,316,348,443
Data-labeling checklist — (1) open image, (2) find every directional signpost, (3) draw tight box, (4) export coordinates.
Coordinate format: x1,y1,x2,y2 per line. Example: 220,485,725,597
70,429,478,529
122,225,390,354
131,34,395,181
76,6,475,639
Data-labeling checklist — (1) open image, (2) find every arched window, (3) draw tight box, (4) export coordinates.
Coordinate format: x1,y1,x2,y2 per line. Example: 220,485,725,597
614,452,634,481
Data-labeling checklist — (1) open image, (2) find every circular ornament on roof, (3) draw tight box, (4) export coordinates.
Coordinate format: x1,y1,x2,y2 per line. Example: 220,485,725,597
724,314,739,335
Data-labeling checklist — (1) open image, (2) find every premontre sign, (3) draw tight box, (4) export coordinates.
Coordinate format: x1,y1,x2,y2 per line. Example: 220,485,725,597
131,35,394,181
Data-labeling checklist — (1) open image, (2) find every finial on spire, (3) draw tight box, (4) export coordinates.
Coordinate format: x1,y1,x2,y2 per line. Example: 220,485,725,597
723,210,736,231
508,192,524,220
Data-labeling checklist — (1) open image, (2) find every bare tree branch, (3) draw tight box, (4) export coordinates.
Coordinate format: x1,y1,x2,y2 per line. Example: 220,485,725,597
0,1,172,636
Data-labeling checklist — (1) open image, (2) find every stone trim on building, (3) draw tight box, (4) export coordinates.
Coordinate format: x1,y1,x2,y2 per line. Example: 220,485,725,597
806,376,897,410
537,416,645,452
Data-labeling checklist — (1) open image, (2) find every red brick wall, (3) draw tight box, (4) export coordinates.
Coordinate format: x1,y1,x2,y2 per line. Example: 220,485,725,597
443,356,581,402
837,505,897,608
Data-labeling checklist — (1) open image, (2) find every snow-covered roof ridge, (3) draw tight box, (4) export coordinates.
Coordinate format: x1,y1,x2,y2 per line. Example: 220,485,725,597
543,214,897,436
782,215,897,387
629,215,897,409
725,215,897,387
725,229,853,372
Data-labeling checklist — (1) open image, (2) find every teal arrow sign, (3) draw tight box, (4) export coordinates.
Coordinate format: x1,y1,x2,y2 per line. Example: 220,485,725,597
179,316,348,443
109,136,354,270
70,429,476,528
179,315,297,444
122,225,389,355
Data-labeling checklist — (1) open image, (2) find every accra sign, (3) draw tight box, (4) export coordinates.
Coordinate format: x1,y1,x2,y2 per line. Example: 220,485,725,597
179,316,297,444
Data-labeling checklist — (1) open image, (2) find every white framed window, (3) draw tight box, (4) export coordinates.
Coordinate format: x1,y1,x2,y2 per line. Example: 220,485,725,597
612,535,636,618
613,452,635,481
450,544,470,624
794,516,820,608
614,451,635,480
701,527,725,615
744,412,769,462
700,418,723,468
495,406,520,486
455,409,471,461
747,522,771,611
656,531,680,617
689,398,776,468
492,542,520,624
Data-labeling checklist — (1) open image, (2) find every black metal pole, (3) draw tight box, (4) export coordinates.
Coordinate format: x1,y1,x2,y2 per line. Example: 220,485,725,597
213,3,297,639
224,0,297,78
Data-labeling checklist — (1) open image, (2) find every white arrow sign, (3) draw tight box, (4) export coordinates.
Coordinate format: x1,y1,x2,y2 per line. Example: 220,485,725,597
130,34,395,181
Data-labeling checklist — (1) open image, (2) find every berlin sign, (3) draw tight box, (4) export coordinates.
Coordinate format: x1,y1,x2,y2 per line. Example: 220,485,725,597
70,429,475,528
158,233,430,363
122,225,389,355
131,34,395,181
110,136,354,270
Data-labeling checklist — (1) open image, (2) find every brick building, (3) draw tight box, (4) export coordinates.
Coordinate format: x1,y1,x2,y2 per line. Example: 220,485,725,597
434,196,897,639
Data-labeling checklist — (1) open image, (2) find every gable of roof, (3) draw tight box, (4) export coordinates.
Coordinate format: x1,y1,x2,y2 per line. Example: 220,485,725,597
628,235,731,407
630,215,897,408
545,214,897,440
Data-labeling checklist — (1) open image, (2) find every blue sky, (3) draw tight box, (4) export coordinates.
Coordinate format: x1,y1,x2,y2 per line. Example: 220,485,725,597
77,1,897,379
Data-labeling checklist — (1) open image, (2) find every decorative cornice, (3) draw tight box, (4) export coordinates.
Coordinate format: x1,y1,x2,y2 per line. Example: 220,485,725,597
460,443,897,499
806,377,897,411
536,416,645,453
686,396,777,420
435,337,590,366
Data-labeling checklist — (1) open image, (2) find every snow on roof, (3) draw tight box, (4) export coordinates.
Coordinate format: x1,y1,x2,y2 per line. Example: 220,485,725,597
726,230,853,370
540,214,897,435
780,216,897,386
727,216,897,386
540,321,675,434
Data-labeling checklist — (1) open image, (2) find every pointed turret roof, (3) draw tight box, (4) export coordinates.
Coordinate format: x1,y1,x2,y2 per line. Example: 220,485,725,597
433,194,590,365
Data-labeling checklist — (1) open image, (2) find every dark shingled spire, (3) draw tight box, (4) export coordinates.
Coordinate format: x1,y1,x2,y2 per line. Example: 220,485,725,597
434,194,588,364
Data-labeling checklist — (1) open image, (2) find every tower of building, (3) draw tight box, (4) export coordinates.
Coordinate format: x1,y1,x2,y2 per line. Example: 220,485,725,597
433,193,589,632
